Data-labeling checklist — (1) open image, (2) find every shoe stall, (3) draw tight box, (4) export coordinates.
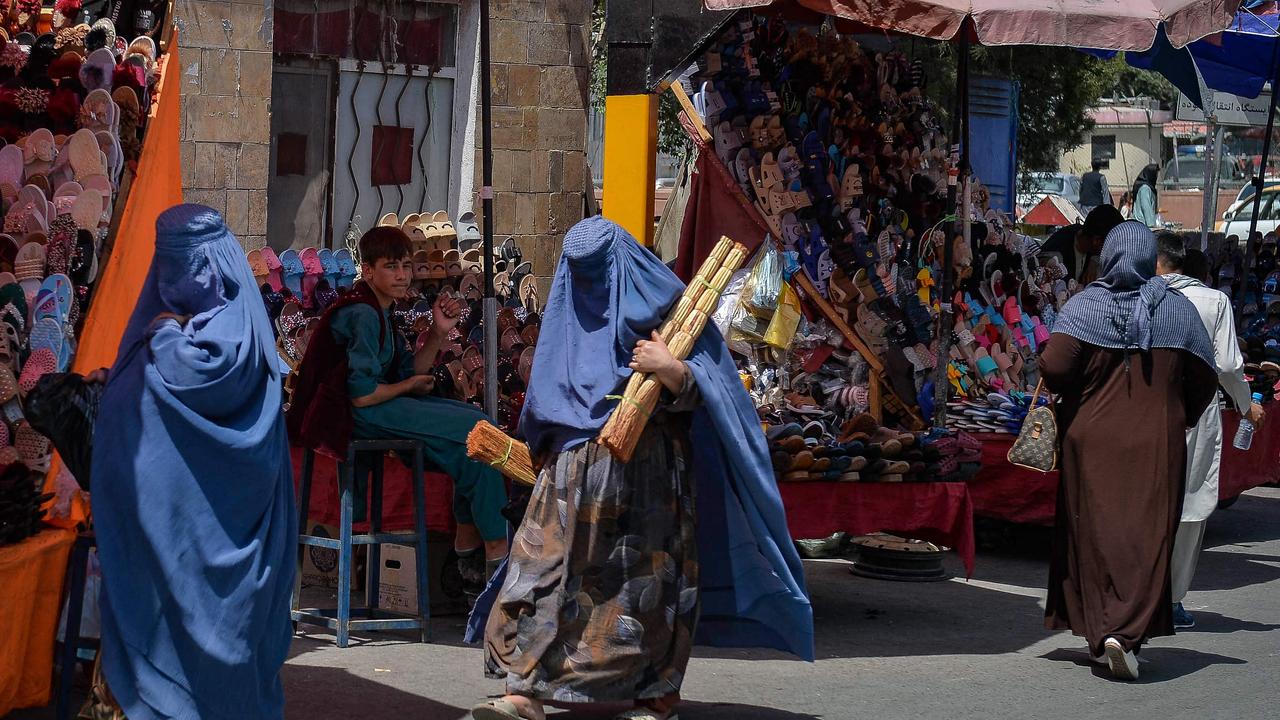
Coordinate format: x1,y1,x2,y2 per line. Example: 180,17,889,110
659,0,1241,566
0,3,182,714
968,232,1280,526
667,12,1028,573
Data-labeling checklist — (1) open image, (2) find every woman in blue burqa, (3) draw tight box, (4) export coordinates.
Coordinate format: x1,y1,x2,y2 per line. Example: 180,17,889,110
469,217,813,720
89,204,296,719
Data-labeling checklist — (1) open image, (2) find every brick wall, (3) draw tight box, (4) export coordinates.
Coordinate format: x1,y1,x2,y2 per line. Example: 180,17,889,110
174,0,273,250
480,0,592,293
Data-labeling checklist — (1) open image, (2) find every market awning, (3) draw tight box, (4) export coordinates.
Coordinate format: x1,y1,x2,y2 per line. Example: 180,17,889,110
703,0,1241,50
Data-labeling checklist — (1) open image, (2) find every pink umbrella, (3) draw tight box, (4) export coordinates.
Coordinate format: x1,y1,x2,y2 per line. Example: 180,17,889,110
703,0,1240,50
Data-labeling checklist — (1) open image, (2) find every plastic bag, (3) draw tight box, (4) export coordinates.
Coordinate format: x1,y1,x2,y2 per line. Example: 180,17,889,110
764,281,802,349
739,242,783,318
25,372,103,491
712,268,751,340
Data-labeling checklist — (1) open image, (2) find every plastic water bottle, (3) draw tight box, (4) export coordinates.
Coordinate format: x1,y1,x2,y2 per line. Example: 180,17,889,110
1233,392,1266,451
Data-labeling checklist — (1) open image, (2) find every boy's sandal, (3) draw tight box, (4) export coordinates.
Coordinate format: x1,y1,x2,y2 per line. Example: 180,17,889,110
470,699,536,720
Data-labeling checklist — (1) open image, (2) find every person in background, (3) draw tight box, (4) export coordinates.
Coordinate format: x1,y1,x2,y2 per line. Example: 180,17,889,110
287,226,509,599
90,205,296,719
1080,160,1112,215
1132,163,1160,227
1040,221,1218,681
1156,236,1264,629
1118,191,1134,219
1040,205,1125,283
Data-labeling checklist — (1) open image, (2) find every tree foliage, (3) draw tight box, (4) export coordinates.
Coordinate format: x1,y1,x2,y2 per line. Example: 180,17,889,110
589,0,690,158
925,45,1174,184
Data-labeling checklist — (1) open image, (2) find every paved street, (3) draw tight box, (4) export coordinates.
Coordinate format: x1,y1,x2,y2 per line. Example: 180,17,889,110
18,487,1277,720
279,486,1280,720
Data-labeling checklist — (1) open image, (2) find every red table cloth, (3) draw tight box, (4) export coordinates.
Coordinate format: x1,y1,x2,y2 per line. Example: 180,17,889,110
967,409,1280,526
291,448,457,534
779,481,976,576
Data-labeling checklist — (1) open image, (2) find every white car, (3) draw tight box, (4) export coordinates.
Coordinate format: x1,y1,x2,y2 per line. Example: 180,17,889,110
1017,172,1082,213
1219,184,1280,238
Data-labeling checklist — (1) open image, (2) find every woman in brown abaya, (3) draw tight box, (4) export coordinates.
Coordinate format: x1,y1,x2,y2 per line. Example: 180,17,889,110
1039,221,1218,681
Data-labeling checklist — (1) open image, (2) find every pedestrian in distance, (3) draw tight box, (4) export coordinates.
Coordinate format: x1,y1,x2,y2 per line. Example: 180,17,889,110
1156,236,1264,629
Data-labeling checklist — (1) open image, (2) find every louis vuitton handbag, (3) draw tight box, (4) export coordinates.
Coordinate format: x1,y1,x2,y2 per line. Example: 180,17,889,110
1007,380,1058,472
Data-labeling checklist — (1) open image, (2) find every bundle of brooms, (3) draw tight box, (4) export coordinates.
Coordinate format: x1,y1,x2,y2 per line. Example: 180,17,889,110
467,236,748,476
467,420,537,486
598,236,748,462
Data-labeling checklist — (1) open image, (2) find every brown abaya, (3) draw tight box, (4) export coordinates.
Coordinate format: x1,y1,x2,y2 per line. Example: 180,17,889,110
1039,333,1217,655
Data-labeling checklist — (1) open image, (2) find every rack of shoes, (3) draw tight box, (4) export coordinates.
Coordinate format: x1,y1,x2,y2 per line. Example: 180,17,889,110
0,11,162,482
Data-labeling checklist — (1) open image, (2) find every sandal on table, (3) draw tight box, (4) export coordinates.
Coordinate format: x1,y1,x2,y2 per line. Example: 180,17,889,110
470,698,541,720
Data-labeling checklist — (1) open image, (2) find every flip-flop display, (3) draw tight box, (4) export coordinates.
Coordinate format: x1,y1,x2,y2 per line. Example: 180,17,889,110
0,14,167,536
686,13,1106,476
249,211,544,433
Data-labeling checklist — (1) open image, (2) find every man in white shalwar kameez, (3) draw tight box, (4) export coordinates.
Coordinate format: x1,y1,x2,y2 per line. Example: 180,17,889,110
1157,238,1264,628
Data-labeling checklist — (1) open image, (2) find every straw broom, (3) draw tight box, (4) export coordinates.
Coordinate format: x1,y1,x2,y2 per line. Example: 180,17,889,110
466,421,537,486
598,236,749,462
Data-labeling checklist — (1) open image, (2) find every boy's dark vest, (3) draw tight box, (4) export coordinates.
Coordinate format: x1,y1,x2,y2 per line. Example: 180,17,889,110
286,282,403,459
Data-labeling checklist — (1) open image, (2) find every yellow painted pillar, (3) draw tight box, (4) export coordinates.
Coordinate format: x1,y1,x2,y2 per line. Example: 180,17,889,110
603,93,658,245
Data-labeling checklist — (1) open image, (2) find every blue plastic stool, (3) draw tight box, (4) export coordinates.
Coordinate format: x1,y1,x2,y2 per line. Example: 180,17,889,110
55,532,99,720
292,440,431,647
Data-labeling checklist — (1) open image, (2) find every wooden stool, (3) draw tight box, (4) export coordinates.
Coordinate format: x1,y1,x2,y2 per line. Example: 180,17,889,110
293,440,431,647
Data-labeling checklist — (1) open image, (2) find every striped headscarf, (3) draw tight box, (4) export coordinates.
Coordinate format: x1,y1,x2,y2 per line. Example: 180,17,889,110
1053,221,1214,369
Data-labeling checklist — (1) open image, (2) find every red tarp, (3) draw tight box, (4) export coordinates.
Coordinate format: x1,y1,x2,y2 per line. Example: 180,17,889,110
779,481,976,576
967,410,1280,526
703,0,1240,50
675,126,769,282
291,448,458,534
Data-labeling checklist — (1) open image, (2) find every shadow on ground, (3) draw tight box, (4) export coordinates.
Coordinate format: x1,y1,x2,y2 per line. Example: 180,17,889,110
284,664,466,719
1040,646,1247,684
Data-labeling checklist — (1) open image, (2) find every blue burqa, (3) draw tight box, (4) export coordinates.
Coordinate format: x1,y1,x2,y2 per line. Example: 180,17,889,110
92,205,297,719
467,216,814,661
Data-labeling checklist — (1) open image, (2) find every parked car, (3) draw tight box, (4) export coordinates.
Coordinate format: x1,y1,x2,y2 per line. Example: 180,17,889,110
1016,172,1081,212
1218,184,1280,237
1159,155,1246,191
1232,178,1280,205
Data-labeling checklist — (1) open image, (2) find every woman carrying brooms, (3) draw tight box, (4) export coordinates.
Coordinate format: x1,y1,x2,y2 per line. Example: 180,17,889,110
468,216,813,720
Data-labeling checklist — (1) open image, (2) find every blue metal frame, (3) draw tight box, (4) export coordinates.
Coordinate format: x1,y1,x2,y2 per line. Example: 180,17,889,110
293,439,433,647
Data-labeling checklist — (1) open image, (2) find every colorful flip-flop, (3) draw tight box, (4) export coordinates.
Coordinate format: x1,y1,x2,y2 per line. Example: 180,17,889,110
29,317,68,372
317,247,341,288
334,248,357,288
258,247,284,292
279,249,304,295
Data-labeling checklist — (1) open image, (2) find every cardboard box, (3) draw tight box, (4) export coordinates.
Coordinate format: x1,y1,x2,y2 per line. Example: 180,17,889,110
300,522,364,592
375,534,468,616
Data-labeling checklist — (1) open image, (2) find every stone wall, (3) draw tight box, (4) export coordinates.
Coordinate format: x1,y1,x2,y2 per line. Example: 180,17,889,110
174,0,273,250
480,0,592,292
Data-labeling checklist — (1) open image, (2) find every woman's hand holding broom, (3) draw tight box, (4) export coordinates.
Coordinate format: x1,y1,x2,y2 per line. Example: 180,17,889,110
630,331,688,394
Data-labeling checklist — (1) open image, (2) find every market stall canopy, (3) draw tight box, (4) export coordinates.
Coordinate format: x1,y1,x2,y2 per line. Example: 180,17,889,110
1022,195,1085,227
1096,3,1280,109
703,0,1241,50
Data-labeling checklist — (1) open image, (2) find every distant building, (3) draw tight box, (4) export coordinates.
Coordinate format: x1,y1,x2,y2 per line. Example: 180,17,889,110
1060,103,1172,194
